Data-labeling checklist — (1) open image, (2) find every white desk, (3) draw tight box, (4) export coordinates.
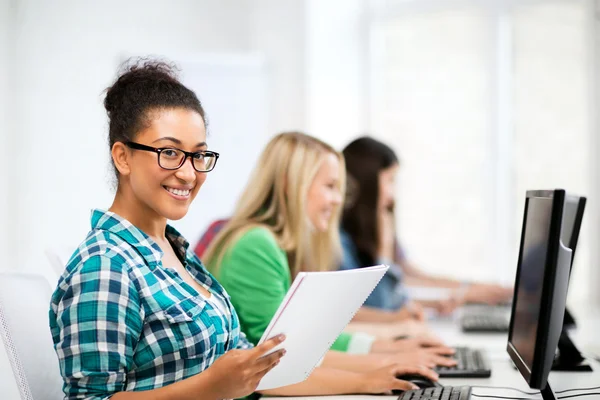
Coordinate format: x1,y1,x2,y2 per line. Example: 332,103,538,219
270,307,600,399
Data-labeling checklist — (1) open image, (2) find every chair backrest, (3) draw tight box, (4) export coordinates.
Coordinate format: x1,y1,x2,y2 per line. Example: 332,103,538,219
44,245,75,277
194,218,230,259
0,272,64,400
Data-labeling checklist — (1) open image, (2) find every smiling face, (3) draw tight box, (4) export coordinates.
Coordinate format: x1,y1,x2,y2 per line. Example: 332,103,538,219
115,108,208,221
306,152,344,232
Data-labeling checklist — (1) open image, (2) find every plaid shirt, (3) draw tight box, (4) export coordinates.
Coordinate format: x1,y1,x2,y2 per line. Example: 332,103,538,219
49,210,252,400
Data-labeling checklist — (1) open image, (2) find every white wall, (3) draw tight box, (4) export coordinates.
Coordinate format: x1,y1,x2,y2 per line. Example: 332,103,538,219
305,0,369,148
9,0,253,278
0,0,11,272
0,2,20,398
249,0,369,148
251,0,307,134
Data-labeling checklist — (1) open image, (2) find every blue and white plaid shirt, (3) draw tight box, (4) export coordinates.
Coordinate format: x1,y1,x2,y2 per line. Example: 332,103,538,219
49,209,252,400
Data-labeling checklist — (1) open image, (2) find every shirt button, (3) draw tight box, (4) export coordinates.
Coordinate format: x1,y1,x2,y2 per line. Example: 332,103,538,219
186,312,193,318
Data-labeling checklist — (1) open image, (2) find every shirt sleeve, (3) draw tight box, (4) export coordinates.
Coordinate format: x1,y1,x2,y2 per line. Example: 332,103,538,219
50,255,144,400
346,332,376,354
339,230,362,271
218,228,290,346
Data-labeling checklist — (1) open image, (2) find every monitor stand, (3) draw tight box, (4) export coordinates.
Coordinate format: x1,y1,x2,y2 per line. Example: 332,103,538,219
562,308,576,329
552,330,593,371
541,383,557,400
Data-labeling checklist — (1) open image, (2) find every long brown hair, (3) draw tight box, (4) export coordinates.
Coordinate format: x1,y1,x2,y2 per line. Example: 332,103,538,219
342,136,399,265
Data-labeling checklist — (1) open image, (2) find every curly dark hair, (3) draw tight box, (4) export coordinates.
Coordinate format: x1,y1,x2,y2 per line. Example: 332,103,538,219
104,57,206,177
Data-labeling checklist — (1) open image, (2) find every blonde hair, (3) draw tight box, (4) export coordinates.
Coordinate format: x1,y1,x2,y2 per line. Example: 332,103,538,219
204,132,346,279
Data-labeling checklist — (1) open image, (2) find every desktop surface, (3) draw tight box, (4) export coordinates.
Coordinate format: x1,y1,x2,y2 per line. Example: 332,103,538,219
267,306,600,400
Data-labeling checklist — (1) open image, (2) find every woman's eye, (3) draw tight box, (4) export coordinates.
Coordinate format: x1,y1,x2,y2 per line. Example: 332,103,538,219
163,149,179,158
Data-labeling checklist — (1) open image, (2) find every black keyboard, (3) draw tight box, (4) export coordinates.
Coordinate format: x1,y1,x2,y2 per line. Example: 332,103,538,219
461,314,509,333
397,386,471,400
435,347,491,378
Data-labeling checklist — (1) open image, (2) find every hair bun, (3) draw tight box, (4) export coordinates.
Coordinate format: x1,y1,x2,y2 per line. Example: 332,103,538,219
104,58,180,115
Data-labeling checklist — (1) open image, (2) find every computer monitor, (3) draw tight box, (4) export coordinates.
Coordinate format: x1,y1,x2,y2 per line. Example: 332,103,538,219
507,189,573,400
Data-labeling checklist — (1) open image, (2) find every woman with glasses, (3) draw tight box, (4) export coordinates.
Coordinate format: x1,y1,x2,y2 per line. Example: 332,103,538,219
49,59,286,400
202,132,453,396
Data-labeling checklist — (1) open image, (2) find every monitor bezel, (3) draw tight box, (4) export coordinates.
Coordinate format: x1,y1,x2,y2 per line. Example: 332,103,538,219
507,189,566,389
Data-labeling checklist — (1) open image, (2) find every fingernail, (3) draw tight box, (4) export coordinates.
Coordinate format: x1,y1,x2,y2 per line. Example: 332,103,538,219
278,334,286,341
411,384,419,390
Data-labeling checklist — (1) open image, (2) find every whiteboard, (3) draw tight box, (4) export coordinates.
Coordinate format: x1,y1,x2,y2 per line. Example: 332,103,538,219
169,55,270,246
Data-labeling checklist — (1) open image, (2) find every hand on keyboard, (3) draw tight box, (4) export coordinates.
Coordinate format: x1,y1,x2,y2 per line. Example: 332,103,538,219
371,336,455,354
434,347,491,378
383,348,458,369
356,364,438,394
463,284,513,305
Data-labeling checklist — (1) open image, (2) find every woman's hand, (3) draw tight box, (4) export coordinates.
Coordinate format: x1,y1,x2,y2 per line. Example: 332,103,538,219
356,364,439,394
380,348,457,369
204,334,286,399
421,298,461,315
462,284,513,305
371,336,454,355
394,301,426,322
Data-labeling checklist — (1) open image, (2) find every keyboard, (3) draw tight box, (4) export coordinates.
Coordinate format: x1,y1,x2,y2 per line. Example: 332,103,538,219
435,347,491,378
460,304,511,333
397,386,471,400
461,314,509,333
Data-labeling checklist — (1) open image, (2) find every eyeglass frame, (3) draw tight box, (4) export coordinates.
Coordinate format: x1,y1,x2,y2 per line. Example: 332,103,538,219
125,141,220,172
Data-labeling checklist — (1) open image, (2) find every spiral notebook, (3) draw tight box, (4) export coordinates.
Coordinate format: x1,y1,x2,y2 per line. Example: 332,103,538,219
256,264,389,390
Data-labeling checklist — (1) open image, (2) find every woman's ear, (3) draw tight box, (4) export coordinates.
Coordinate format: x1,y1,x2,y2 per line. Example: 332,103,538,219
111,142,131,176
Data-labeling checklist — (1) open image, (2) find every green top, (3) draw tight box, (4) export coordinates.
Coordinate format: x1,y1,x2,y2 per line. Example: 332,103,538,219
209,226,353,352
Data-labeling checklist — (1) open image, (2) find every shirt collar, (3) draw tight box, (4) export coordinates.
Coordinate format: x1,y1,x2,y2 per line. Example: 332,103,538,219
90,209,190,270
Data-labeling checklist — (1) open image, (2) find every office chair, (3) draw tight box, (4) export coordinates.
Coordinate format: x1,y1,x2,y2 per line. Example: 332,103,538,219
0,272,64,400
44,245,75,277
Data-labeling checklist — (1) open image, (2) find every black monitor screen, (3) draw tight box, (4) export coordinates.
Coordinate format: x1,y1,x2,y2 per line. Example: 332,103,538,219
511,197,553,368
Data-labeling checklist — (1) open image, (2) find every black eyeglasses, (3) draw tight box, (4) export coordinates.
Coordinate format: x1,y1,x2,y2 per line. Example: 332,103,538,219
125,142,220,172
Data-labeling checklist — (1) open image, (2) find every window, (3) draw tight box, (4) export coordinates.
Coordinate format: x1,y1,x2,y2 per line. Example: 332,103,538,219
370,0,594,301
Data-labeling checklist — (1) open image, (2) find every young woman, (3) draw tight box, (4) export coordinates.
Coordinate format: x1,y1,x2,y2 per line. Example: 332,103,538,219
203,132,453,397
341,136,513,320
49,60,286,400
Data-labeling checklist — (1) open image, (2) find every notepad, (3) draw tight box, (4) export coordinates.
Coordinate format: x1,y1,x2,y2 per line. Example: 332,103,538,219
256,264,389,390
